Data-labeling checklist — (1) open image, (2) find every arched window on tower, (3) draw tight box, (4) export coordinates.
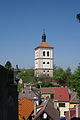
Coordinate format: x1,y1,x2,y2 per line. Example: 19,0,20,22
47,51,49,56
43,51,45,56
47,62,49,64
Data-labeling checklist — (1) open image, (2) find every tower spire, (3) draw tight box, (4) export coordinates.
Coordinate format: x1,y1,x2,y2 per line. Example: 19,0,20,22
42,29,46,42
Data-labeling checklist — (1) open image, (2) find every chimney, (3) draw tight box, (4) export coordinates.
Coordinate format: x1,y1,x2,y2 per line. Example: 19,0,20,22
34,102,37,115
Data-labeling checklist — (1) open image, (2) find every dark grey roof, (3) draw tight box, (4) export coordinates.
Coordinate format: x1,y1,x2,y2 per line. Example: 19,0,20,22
18,86,40,100
33,99,60,120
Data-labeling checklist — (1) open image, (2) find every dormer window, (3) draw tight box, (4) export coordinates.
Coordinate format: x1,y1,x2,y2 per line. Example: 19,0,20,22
47,51,49,56
43,51,45,56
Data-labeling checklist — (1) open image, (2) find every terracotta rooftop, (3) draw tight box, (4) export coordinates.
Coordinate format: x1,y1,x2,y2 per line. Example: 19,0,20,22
35,42,53,49
18,97,34,120
54,87,69,102
41,87,69,102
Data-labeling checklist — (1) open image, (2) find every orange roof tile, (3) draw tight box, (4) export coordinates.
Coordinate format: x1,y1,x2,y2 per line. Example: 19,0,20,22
18,97,34,120
35,42,53,49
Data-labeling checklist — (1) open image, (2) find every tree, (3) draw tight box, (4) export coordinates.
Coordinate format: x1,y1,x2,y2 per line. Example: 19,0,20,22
70,64,80,98
36,74,53,87
20,69,35,83
76,13,80,22
5,61,12,70
65,67,72,86
53,67,66,86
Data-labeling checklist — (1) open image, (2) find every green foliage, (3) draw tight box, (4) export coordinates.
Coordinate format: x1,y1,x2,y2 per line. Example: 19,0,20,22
17,83,24,92
53,67,72,86
20,69,35,83
65,67,72,86
70,64,80,98
53,67,66,86
36,74,53,87
5,61,12,70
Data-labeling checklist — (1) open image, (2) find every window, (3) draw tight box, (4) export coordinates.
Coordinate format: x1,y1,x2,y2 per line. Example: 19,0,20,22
43,51,45,56
47,51,49,56
47,62,49,64
47,70,49,72
43,62,45,64
59,103,65,107
43,70,45,72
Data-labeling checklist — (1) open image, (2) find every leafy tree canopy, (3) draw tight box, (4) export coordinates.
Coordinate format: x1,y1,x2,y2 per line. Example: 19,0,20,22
70,64,80,98
20,69,35,83
53,67,72,86
5,61,12,70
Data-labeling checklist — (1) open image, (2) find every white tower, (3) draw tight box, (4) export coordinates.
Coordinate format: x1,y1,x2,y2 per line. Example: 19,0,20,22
34,32,54,77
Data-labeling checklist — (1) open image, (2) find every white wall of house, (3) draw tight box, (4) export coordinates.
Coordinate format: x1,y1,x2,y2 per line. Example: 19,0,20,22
56,102,69,117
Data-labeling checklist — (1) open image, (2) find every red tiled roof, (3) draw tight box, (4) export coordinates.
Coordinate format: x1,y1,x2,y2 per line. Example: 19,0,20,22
35,42,53,49
54,87,69,102
41,87,69,102
18,97,34,120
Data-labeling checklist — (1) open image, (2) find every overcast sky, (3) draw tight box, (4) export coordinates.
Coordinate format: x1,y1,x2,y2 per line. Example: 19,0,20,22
0,0,80,71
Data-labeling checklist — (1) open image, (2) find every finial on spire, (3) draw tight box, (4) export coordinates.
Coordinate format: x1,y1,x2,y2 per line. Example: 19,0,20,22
42,29,46,42
43,28,45,33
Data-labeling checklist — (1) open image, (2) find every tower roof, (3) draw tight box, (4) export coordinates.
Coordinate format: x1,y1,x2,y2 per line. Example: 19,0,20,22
35,42,53,49
35,31,53,49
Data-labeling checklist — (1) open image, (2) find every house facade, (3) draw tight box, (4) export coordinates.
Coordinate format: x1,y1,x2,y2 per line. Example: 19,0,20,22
41,87,70,117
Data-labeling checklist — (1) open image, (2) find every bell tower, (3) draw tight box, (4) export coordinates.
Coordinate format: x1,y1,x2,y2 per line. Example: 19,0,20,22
34,32,54,77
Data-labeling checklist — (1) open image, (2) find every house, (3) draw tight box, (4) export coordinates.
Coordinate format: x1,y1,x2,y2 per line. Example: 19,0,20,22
18,97,34,120
65,105,80,120
32,99,60,120
54,87,69,118
41,87,55,100
18,85,41,105
41,87,70,117
69,91,80,109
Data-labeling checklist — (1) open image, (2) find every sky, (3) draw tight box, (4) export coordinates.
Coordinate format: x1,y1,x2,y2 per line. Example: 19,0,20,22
0,0,80,71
